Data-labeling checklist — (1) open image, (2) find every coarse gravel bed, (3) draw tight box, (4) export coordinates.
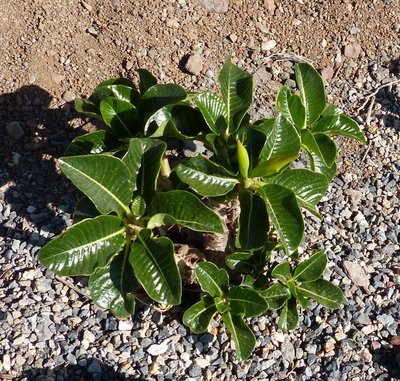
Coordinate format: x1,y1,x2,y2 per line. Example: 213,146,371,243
1,1,400,380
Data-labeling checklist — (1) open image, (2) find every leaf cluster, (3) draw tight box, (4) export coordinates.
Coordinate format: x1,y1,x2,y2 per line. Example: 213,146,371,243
38,58,365,360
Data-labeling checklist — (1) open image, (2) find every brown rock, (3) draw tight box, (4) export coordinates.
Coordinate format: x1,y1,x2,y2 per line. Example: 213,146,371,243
196,0,229,13
343,261,369,288
344,43,362,59
62,90,76,102
264,0,276,13
51,72,65,85
321,66,334,81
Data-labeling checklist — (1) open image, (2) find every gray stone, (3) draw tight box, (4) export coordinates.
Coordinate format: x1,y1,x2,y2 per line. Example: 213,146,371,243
196,0,229,13
6,121,25,140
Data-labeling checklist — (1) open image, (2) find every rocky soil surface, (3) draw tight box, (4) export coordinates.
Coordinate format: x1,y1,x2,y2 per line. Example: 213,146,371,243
1,0,400,380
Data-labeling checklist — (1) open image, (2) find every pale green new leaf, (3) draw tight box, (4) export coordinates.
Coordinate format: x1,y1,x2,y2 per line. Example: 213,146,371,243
89,249,138,318
130,230,181,305
222,312,256,361
293,250,327,283
260,184,304,254
38,215,125,276
147,190,223,233
59,155,132,217
295,63,326,125
174,156,239,197
195,261,229,298
218,57,253,132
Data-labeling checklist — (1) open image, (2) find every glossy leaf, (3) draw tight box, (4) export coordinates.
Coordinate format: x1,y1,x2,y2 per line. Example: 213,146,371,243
237,191,269,250
107,84,140,104
295,63,326,125
73,196,100,223
271,262,292,283
225,252,254,271
313,114,366,144
100,97,137,138
195,261,229,298
301,129,337,168
237,140,250,178
174,156,239,197
228,286,269,317
137,68,157,95
147,190,223,233
122,138,166,198
307,149,337,183
139,84,187,121
293,250,327,283
145,105,208,138
91,78,136,105
260,184,304,254
89,249,138,318
59,155,132,217
218,57,253,132
38,215,125,276
250,114,300,177
278,298,299,330
222,312,256,361
74,98,101,119
183,295,217,334
277,86,306,130
195,91,228,134
131,195,146,217
296,279,344,309
266,169,329,216
261,283,291,310
64,130,118,156
130,230,181,305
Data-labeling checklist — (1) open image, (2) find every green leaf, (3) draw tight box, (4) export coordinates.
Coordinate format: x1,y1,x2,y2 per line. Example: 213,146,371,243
174,156,239,197
222,312,255,361
277,86,306,130
307,149,337,183
147,190,223,233
139,84,187,121
228,286,268,317
312,114,366,144
296,279,344,309
100,97,138,138
293,250,327,283
250,114,300,177
225,252,254,271
89,249,139,318
237,191,269,250
145,105,208,138
195,261,229,297
64,130,119,156
218,57,253,132
260,283,291,310
271,262,292,283
237,140,250,178
130,230,181,305
260,184,304,254
122,138,166,199
38,215,125,276
90,78,136,105
266,169,329,216
137,68,157,95
59,155,132,217
183,295,217,334
278,298,299,330
295,63,326,125
74,98,101,119
131,195,146,217
106,84,140,105
73,196,100,223
195,91,228,134
301,129,337,168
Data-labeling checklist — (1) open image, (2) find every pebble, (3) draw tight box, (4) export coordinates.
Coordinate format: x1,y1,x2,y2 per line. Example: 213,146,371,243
118,320,133,331
261,39,277,51
51,73,65,84
344,43,362,58
6,121,25,140
196,0,229,13
185,54,203,75
343,261,370,288
147,340,170,356
62,90,76,102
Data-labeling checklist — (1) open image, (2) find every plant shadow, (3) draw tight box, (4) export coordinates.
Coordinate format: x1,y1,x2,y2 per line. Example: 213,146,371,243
0,85,101,251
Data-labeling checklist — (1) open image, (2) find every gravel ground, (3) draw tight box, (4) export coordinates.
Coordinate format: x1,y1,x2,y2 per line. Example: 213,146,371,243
1,1,400,380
